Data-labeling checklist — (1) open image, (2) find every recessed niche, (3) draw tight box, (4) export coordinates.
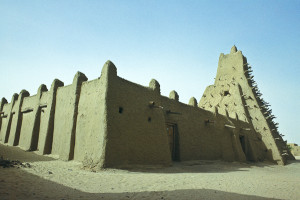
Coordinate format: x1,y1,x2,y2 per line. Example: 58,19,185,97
119,107,123,114
224,91,230,96
148,117,151,122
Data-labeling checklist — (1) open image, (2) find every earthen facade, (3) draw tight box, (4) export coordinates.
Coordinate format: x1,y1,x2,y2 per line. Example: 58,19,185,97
0,46,294,169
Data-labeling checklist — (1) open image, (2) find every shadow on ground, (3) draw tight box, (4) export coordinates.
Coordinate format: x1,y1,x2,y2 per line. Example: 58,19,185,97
0,167,281,200
111,159,279,174
287,158,300,164
0,143,280,174
0,143,54,162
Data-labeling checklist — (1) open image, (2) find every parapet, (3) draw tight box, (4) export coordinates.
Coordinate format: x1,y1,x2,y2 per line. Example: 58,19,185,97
188,97,197,107
169,90,179,101
101,60,117,79
149,79,161,94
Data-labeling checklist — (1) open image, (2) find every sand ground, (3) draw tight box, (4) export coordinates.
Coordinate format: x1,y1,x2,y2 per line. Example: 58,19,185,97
0,143,299,200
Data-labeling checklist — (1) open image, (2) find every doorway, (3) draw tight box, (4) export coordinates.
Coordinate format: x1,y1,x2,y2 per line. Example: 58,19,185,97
166,123,179,161
239,135,246,155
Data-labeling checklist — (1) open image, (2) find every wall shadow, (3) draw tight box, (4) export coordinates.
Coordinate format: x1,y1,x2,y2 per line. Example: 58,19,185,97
0,143,277,174
0,167,282,200
116,159,277,174
286,158,300,164
0,143,54,162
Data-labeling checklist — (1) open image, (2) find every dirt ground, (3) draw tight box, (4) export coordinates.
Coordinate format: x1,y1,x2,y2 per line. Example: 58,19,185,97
0,143,299,200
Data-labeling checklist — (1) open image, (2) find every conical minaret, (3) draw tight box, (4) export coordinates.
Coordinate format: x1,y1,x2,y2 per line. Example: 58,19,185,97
199,46,294,165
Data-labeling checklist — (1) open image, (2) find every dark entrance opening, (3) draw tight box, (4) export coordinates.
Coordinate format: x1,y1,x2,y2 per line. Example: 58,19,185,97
239,135,246,155
239,135,256,162
166,123,180,161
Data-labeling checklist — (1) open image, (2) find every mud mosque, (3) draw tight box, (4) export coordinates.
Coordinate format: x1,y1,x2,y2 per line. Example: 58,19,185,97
0,46,294,169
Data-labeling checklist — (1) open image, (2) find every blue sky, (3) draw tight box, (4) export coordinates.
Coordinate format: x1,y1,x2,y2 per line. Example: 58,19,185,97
0,0,299,143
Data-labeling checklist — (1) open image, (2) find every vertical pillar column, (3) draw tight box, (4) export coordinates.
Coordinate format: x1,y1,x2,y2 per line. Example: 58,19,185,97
63,71,87,160
8,90,30,146
19,84,48,151
0,98,8,133
38,79,64,155
0,94,18,143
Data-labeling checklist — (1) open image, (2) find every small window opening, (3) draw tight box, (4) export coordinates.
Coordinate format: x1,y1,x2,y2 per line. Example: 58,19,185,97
224,91,230,96
119,107,123,114
148,117,151,122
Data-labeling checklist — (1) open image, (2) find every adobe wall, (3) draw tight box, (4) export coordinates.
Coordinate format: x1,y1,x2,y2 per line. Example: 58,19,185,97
0,91,30,146
0,68,108,166
199,46,294,164
18,94,38,150
200,79,267,162
73,74,107,167
0,98,8,132
0,81,64,154
160,95,230,161
0,99,12,142
39,72,87,160
51,85,74,158
72,60,261,169
37,79,64,155
51,72,87,161
101,60,261,168
102,61,172,168
36,90,51,153
0,64,108,168
0,47,293,169
160,91,267,162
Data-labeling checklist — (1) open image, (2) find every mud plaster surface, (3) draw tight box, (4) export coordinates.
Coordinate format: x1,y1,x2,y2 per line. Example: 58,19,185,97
0,144,299,200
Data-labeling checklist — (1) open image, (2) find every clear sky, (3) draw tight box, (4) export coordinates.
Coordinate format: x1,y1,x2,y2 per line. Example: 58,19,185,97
0,0,299,143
